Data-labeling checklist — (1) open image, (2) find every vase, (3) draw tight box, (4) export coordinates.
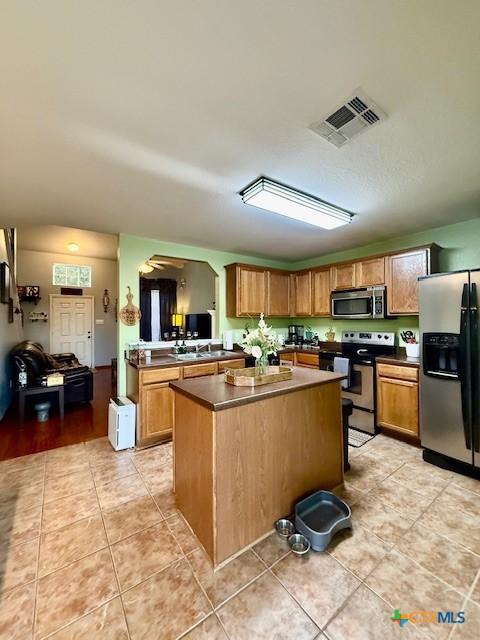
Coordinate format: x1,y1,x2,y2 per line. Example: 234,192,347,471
255,355,269,376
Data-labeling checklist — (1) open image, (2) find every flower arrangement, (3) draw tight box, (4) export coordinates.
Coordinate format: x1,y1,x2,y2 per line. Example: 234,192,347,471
241,313,281,375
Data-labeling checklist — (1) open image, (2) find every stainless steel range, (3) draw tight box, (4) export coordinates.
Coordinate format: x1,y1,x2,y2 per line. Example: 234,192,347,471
319,331,396,434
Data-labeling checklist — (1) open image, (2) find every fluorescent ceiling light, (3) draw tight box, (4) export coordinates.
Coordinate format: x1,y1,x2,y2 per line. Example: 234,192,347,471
240,177,353,229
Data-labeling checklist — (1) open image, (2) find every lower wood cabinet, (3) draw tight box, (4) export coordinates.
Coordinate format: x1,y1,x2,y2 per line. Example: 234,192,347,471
294,352,319,368
140,383,175,446
377,363,419,436
128,358,245,447
217,358,245,373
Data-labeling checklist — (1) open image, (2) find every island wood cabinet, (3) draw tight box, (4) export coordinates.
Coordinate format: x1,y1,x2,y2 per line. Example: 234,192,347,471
127,358,245,447
386,248,434,315
377,363,419,437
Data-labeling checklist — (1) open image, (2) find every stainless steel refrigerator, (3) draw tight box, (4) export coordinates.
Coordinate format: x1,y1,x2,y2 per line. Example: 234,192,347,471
419,270,480,475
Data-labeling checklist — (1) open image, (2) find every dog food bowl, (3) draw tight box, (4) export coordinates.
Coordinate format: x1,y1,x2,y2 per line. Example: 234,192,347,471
295,490,352,552
288,533,311,556
274,518,295,539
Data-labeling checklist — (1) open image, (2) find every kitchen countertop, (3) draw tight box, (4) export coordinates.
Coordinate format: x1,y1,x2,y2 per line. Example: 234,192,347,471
376,352,420,368
127,350,244,369
170,366,346,411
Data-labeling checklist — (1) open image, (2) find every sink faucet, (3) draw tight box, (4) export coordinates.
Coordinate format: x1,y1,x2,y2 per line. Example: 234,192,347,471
195,342,211,353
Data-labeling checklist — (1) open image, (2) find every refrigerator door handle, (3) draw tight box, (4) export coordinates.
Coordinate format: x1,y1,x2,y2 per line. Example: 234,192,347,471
459,282,472,451
471,282,479,453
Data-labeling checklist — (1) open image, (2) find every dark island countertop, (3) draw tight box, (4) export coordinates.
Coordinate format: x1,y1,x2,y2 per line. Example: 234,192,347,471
170,366,346,411
376,352,420,368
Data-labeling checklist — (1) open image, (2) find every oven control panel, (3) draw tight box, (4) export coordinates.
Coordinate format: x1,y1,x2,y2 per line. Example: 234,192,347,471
342,331,395,346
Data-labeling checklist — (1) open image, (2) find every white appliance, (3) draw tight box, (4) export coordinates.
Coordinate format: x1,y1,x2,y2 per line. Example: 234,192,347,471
108,397,136,451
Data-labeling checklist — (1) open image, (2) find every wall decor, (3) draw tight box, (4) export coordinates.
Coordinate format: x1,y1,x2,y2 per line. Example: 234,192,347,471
119,286,141,326
18,285,40,302
8,298,14,323
102,289,110,313
1,262,10,304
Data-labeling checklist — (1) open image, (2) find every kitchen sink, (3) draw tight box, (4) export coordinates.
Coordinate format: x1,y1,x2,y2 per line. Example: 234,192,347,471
168,353,210,360
207,350,236,357
168,350,236,361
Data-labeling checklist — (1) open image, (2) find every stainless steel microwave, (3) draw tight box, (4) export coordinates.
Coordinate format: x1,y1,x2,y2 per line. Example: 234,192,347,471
331,287,386,319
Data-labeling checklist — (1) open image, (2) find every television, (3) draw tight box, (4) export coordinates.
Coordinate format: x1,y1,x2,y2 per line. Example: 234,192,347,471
185,313,211,338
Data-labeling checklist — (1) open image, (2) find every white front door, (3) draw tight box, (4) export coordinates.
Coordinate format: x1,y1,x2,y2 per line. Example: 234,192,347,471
50,296,94,367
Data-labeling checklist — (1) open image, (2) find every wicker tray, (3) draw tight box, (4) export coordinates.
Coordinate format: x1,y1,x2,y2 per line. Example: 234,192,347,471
224,366,293,387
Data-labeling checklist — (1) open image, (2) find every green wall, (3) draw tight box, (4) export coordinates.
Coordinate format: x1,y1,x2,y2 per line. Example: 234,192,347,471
118,217,480,394
117,234,289,394
290,217,480,341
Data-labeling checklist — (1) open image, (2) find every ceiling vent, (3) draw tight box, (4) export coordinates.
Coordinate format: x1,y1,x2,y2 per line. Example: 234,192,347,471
309,89,386,148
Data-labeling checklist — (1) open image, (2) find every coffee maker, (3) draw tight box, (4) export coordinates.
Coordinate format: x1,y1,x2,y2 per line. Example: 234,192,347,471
288,325,304,345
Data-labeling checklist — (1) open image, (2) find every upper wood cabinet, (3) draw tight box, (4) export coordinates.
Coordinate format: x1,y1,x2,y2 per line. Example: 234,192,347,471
355,257,385,287
226,264,266,317
312,268,331,316
266,270,290,317
292,271,312,316
225,245,438,318
330,263,356,290
386,248,434,315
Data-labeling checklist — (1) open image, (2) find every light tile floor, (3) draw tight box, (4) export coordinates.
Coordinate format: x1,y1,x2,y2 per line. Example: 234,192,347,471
0,434,479,638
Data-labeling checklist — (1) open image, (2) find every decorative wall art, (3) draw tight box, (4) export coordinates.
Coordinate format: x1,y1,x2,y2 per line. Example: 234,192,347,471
119,286,141,326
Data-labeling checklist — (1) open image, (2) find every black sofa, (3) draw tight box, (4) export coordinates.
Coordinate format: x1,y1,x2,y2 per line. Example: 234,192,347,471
11,341,93,405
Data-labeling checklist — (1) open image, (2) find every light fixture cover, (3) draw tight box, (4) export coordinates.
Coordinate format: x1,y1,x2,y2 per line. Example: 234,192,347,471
67,242,80,252
240,178,353,229
139,262,154,274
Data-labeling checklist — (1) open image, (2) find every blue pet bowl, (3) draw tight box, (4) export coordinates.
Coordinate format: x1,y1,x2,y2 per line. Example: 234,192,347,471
295,489,352,552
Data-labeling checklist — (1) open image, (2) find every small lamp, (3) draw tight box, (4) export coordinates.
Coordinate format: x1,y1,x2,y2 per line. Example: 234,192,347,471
102,289,110,313
172,313,183,331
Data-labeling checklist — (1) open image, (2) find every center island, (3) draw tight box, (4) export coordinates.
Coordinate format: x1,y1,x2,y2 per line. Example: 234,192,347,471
170,366,346,567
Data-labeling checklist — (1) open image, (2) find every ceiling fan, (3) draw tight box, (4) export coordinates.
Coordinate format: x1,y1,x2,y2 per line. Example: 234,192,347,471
139,256,185,273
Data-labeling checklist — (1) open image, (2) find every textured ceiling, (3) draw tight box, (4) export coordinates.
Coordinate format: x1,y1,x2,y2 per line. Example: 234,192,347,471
18,226,118,260
1,1,480,260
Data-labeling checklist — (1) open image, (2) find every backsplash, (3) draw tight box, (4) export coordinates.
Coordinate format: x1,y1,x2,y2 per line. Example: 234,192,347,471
226,316,418,347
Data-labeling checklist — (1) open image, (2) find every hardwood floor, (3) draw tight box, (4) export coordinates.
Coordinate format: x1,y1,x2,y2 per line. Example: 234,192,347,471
0,368,112,461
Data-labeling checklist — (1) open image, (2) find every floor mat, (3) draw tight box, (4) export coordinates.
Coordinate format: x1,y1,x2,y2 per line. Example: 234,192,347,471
348,428,375,448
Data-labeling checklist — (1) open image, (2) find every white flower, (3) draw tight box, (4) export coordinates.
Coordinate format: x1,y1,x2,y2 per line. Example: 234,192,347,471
251,345,262,359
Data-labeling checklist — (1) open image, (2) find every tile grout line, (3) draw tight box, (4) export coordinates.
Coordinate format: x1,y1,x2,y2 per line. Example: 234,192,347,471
92,455,133,640
447,567,480,640
266,564,329,634
31,457,46,639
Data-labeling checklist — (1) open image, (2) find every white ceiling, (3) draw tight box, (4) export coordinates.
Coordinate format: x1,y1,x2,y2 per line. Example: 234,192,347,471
1,1,480,261
18,226,118,260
